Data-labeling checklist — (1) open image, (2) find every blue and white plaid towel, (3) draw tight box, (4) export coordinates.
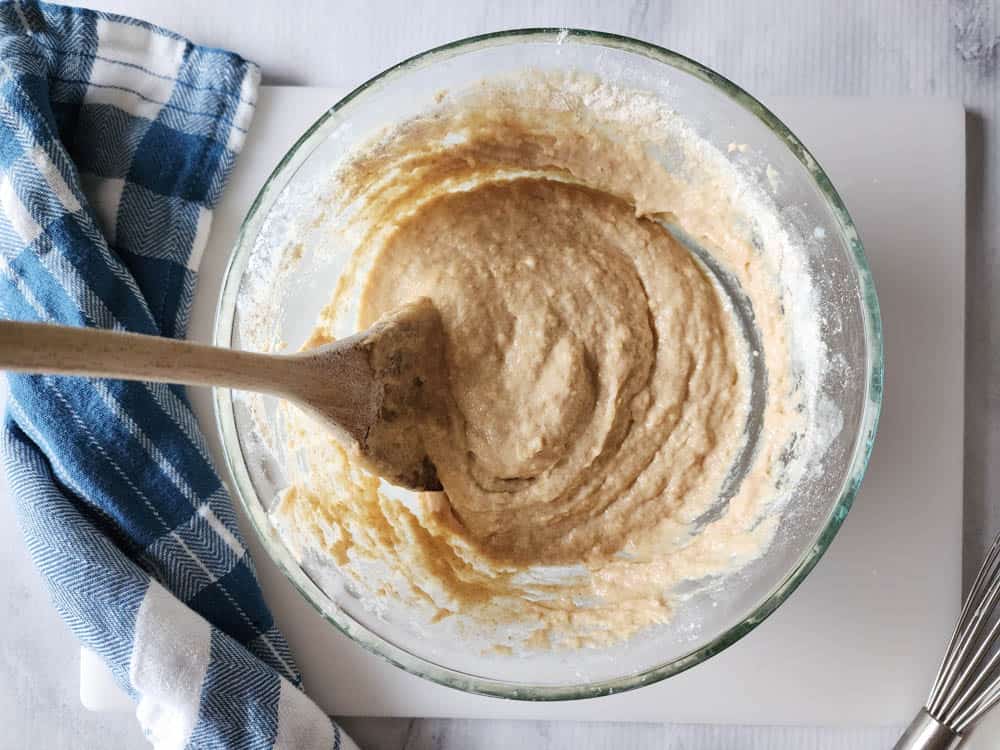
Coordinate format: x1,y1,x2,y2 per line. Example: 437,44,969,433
0,3,356,748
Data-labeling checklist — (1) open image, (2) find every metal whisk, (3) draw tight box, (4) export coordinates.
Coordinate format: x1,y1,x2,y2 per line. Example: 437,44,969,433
895,531,1000,749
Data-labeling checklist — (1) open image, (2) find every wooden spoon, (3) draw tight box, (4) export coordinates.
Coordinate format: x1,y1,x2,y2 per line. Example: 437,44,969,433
0,298,446,491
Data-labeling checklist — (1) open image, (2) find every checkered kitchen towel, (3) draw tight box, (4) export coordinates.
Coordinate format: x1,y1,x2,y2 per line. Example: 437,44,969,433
0,3,355,748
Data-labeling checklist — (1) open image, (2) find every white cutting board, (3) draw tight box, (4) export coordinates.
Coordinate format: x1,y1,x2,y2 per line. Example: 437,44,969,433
82,89,966,726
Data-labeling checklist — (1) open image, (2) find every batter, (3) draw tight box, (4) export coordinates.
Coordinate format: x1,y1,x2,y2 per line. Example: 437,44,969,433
272,73,804,649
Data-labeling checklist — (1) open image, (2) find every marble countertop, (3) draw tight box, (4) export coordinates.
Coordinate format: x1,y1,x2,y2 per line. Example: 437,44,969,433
3,1,999,747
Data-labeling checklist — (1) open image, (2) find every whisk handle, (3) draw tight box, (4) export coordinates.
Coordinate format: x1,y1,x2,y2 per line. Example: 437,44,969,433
893,709,963,750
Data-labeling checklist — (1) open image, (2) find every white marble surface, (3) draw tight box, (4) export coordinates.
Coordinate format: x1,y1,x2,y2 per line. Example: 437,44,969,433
3,1,1000,748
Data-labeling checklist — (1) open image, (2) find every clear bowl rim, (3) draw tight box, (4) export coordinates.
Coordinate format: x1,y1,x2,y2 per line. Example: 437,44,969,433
212,27,885,701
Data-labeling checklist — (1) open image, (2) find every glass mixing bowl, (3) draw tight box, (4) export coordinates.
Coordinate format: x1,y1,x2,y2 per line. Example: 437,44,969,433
213,29,882,699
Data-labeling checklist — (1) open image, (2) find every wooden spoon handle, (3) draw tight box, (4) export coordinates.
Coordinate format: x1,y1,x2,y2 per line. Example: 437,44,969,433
0,320,291,395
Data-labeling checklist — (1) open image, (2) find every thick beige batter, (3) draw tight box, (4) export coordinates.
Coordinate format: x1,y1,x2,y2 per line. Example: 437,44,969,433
272,74,804,649
359,177,744,565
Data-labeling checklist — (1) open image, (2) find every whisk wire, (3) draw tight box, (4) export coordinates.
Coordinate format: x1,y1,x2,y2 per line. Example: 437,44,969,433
928,532,1000,718
942,617,1000,727
896,531,1000,749
937,571,1000,719
952,672,1000,733
928,534,1000,708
